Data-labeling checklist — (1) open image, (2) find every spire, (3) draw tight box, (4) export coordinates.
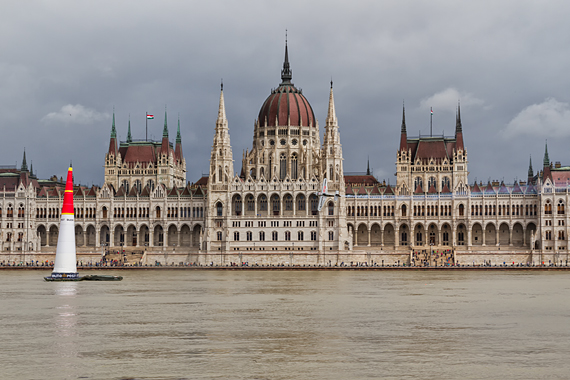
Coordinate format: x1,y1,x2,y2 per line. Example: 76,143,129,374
543,140,550,167
528,155,533,181
163,106,169,138
455,102,465,151
399,103,407,151
126,115,132,143
325,80,337,126
367,156,370,176
217,83,227,122
175,115,183,162
280,33,293,84
401,103,407,133
30,161,34,177
108,109,118,155
111,110,116,139
456,102,463,133
21,149,28,172
176,115,182,144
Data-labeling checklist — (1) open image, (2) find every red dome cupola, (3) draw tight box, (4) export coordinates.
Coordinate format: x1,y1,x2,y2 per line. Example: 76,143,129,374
257,43,316,128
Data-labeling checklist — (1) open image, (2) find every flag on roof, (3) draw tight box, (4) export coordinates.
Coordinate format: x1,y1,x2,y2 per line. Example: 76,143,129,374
146,114,154,119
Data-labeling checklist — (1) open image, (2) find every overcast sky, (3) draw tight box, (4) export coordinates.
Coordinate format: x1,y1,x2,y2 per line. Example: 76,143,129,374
2,1,570,186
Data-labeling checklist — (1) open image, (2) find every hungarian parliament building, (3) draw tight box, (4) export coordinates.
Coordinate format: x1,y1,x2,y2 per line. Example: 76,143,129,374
1,45,569,265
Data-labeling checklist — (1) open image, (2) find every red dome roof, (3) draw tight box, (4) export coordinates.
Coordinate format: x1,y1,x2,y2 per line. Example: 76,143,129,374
258,84,316,127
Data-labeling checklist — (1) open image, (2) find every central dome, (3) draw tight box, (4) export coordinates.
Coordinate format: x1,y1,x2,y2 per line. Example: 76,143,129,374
257,44,316,128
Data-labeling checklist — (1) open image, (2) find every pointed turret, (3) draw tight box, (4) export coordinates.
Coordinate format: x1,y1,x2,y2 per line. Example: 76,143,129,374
108,111,118,155
366,157,370,176
399,104,407,151
455,102,464,151
528,156,534,183
175,116,183,162
21,149,28,172
126,116,132,143
543,141,552,182
161,108,170,154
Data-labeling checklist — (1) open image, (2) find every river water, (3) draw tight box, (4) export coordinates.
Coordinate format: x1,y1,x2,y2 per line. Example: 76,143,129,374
1,270,569,380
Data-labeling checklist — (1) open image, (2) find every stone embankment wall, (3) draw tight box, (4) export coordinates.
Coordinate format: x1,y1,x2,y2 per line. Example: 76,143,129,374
1,248,568,267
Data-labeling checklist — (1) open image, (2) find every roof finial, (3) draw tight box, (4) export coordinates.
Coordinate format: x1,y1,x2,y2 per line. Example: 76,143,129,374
330,77,333,89
221,78,223,91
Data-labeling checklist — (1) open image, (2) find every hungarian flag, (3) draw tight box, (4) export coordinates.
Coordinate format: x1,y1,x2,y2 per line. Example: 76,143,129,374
146,114,154,119
430,108,433,116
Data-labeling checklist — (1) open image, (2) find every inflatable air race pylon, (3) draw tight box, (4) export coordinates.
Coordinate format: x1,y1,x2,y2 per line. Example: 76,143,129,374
45,166,79,280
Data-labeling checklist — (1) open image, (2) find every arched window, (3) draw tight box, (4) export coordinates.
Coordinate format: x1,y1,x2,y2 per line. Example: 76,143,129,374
401,204,407,217
558,200,565,215
216,202,223,217
441,177,450,190
329,165,333,180
155,206,161,218
234,195,242,216
458,204,464,216
328,202,334,216
121,179,129,190
279,153,287,180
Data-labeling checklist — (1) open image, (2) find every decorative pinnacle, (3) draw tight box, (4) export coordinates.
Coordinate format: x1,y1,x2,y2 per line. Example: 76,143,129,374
127,115,132,143
176,115,182,143
544,140,550,167
21,149,28,172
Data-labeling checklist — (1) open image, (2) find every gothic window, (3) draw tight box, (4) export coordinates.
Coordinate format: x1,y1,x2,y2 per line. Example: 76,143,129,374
246,231,252,241
259,195,267,211
329,231,334,240
146,179,155,192
298,231,304,241
414,177,423,191
285,231,291,241
310,194,319,215
291,153,298,180
458,204,464,216
134,180,142,193
329,165,333,180
155,206,161,218
401,204,407,217
272,231,278,241
259,231,265,241
217,231,222,241
234,232,239,241
428,176,436,190
441,177,450,190
216,202,223,217
121,179,129,190
297,195,306,211
234,195,242,216
285,195,293,211
279,153,287,180
558,200,565,215
247,195,255,211
271,194,280,215
328,202,334,216
218,166,222,182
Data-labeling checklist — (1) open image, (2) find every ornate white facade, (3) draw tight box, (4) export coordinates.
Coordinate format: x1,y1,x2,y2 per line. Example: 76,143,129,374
1,44,569,266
